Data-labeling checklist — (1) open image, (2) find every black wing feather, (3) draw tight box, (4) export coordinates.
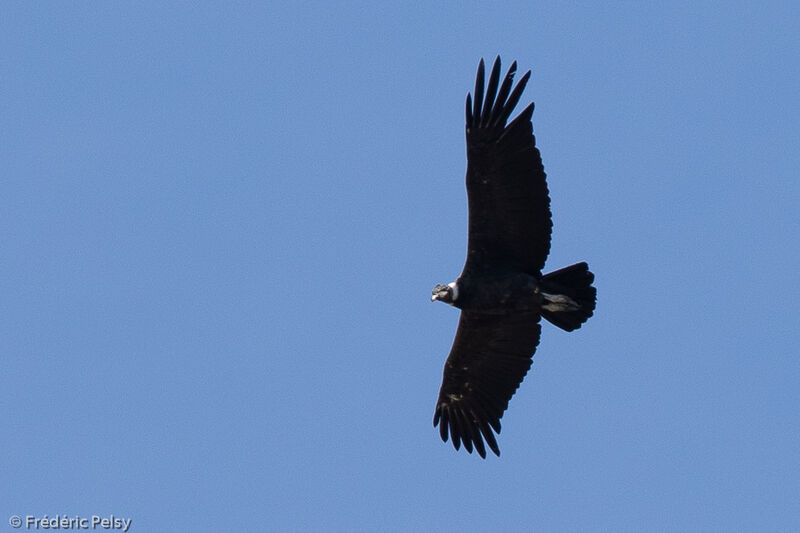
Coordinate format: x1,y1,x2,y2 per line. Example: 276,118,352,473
472,59,485,126
433,311,542,457
463,56,552,276
497,70,531,127
489,60,517,126
480,57,502,127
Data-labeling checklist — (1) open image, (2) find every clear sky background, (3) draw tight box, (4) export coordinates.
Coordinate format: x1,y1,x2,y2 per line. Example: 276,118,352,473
2,2,799,532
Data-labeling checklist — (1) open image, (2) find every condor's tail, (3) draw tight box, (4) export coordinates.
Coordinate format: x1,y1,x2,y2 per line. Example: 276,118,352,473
539,262,596,332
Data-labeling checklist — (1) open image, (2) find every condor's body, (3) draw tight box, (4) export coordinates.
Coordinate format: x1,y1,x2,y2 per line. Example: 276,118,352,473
430,57,597,458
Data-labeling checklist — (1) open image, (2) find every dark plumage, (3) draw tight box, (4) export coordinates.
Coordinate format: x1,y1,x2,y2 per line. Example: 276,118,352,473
431,57,597,458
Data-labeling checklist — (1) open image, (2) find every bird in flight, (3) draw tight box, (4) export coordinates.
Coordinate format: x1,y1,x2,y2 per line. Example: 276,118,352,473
431,57,597,458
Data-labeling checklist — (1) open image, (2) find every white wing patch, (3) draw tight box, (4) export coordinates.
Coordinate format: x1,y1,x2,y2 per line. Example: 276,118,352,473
541,291,580,312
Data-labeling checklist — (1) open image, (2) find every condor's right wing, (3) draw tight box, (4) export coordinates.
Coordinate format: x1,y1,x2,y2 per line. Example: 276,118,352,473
433,310,542,458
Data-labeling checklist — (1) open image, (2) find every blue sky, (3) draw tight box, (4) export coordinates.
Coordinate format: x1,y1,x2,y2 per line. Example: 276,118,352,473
2,2,799,531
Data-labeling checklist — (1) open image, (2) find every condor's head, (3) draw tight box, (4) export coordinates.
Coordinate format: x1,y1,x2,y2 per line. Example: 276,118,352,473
431,281,459,305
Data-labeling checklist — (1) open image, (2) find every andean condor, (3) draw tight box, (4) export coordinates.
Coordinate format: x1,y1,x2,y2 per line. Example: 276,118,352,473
431,57,597,458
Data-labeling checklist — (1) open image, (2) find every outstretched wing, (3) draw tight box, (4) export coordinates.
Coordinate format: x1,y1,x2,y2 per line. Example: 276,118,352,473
433,311,542,458
463,57,552,276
